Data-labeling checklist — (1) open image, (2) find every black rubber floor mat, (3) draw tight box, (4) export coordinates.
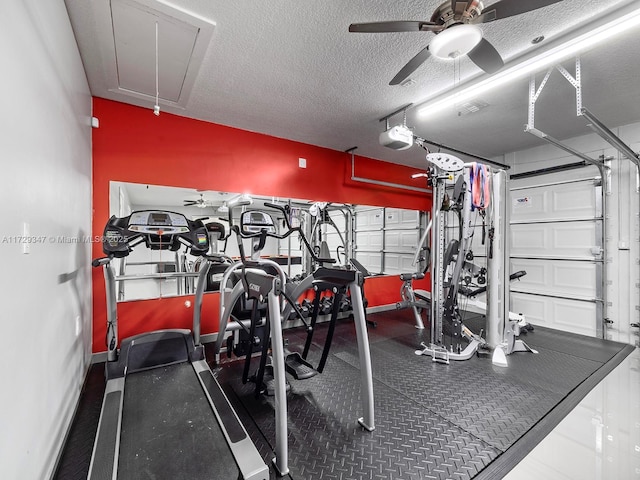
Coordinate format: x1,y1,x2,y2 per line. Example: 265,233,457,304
333,328,614,452
222,353,500,480
219,310,632,478
521,325,626,363
54,309,632,480
53,365,104,480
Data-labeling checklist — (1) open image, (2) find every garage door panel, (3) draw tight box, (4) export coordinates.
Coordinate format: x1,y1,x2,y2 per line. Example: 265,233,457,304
510,260,547,289
402,255,419,272
385,230,419,250
356,208,383,230
510,259,596,298
554,300,597,336
355,231,382,249
511,293,597,337
385,231,401,249
384,254,417,274
511,227,545,251
511,181,597,222
511,189,546,220
385,208,417,227
511,222,597,258
400,209,419,224
399,230,419,249
355,252,381,273
553,263,596,294
385,254,400,273
552,223,597,251
552,186,594,215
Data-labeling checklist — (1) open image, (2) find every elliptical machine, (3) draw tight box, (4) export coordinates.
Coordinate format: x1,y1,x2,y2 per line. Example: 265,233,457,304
196,202,375,476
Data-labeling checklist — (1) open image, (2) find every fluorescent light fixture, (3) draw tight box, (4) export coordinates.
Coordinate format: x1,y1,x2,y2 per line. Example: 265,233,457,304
227,193,253,207
216,193,253,212
429,24,482,59
417,5,640,118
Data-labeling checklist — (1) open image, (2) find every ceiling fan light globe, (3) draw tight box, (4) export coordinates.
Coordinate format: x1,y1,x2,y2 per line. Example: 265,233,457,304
430,24,483,59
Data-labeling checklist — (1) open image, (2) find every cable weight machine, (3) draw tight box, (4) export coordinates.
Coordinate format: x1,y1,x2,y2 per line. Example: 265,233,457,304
412,138,536,366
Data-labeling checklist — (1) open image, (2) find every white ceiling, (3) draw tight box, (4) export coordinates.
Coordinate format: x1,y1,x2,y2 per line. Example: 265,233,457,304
64,0,640,169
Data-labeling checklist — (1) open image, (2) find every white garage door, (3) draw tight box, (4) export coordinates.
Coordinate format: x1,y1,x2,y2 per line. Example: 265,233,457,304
354,207,422,275
509,177,604,337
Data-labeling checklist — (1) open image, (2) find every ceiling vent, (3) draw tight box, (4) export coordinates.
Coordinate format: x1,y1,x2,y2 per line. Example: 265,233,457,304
457,99,489,116
100,0,215,107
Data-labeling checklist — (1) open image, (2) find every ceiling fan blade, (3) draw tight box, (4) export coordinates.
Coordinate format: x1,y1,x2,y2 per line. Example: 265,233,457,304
390,45,431,85
473,0,563,23
467,38,504,74
184,201,197,206
349,21,441,33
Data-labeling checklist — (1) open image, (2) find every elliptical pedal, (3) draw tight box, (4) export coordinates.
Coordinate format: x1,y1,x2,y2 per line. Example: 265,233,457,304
255,365,291,396
284,351,318,379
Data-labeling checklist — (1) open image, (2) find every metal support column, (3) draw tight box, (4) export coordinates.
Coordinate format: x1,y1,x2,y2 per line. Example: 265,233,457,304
430,176,446,345
486,169,506,348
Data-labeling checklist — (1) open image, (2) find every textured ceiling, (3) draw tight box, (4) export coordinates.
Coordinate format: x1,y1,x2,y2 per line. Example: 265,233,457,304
65,0,640,168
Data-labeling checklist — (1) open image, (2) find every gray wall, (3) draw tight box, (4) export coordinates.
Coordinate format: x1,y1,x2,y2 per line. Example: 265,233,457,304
0,1,93,478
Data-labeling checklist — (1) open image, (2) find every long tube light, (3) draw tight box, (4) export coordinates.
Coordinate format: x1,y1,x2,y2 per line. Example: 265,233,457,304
417,4,640,118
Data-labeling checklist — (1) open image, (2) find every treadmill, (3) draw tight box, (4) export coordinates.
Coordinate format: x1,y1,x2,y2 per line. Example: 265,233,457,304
90,210,269,480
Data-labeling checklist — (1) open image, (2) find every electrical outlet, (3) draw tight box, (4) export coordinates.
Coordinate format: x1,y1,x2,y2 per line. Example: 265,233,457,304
298,157,307,169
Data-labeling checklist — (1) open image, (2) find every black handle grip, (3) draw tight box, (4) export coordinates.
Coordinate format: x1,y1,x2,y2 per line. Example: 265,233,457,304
92,257,111,268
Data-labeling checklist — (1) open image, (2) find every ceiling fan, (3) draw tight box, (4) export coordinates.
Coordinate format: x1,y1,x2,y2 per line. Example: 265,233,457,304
183,193,210,209
349,0,564,85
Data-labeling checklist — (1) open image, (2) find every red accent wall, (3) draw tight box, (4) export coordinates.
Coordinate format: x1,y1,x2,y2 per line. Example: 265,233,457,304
363,275,430,307
92,98,431,353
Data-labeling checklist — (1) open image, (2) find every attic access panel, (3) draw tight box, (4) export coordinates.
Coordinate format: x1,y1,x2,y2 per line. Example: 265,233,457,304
107,0,215,106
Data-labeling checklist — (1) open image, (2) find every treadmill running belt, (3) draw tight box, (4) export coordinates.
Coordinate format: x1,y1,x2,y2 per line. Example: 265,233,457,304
118,362,239,479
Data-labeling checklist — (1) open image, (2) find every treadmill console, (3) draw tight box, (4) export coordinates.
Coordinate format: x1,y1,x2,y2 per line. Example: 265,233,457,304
100,210,209,257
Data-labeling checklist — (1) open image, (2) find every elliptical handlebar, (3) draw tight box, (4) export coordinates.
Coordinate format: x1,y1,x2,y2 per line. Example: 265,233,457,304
262,202,336,265
229,201,336,265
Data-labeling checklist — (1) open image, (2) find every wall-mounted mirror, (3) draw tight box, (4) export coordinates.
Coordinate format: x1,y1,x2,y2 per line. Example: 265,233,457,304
108,181,428,302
